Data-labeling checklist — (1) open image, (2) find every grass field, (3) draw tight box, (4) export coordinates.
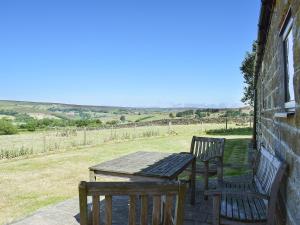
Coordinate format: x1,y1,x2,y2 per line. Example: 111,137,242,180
0,123,244,159
0,124,251,224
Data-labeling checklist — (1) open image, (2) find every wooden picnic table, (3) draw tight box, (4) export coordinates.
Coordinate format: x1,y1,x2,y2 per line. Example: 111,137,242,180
89,151,196,205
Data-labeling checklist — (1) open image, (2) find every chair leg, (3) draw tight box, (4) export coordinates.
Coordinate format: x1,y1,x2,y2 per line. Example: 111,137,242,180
217,157,223,185
204,161,209,200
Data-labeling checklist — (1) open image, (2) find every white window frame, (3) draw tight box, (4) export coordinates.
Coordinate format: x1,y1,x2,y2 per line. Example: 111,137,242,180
281,11,295,111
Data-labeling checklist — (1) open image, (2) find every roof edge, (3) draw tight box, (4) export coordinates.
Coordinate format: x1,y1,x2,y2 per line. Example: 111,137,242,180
254,0,276,85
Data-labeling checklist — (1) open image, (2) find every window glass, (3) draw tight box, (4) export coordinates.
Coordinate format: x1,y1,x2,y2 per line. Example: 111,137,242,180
285,29,294,102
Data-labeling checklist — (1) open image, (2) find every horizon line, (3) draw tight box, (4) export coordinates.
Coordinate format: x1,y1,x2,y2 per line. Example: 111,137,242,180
0,99,249,110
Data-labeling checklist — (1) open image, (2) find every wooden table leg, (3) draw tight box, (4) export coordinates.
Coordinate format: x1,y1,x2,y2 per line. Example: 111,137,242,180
89,170,96,181
204,161,209,200
191,157,196,205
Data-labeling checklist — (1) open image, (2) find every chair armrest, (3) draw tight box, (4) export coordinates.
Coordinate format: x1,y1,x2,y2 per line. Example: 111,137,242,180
201,155,222,162
179,152,193,155
204,189,270,200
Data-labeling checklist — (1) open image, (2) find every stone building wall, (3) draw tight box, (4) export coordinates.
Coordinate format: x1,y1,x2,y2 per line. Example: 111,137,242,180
256,0,300,224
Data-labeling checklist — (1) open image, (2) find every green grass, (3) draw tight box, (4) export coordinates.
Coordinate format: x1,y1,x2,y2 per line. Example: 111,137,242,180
0,124,250,224
223,138,251,176
206,127,252,136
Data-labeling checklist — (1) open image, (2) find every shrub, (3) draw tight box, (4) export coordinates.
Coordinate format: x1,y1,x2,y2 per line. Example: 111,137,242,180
75,119,89,127
26,120,38,131
195,110,206,118
225,110,241,117
106,120,118,126
0,119,18,135
176,110,194,117
120,115,126,122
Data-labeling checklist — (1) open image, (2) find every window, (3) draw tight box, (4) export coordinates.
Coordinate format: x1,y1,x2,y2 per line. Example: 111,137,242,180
282,12,295,110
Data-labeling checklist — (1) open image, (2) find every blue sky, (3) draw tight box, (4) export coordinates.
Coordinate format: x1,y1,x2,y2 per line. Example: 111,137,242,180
0,0,260,108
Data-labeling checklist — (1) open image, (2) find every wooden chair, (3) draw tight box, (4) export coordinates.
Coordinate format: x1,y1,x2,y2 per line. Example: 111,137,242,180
205,146,287,225
187,136,225,198
79,181,186,225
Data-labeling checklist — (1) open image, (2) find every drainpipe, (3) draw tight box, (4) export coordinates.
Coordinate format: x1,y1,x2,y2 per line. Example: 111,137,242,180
253,86,257,149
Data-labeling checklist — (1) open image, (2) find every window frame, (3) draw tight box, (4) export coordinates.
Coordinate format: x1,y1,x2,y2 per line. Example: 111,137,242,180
280,9,295,111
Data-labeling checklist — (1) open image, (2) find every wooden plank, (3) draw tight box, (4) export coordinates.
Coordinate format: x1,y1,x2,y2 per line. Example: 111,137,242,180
242,197,253,221
212,194,221,225
163,195,173,225
89,151,194,180
191,157,196,204
129,195,136,225
194,140,199,157
253,197,267,221
220,194,227,217
232,196,239,220
152,196,161,225
140,195,148,225
175,184,186,225
226,194,233,219
80,181,186,225
204,161,209,200
92,194,100,225
105,195,112,225
190,136,196,154
247,197,259,221
208,145,286,224
237,197,246,221
87,182,181,195
79,181,88,225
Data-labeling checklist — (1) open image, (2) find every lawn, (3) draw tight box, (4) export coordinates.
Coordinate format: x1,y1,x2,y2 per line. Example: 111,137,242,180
0,124,251,224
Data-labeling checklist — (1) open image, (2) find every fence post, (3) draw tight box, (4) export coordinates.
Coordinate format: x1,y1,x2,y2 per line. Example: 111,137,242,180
200,121,203,133
134,124,136,139
225,118,228,130
83,127,87,145
43,132,46,152
168,121,172,133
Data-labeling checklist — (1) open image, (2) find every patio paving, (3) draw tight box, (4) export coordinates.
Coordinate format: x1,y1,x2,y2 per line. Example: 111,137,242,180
10,176,251,225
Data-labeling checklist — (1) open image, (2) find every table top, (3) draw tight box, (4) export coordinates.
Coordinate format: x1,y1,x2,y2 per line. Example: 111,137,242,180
89,151,194,179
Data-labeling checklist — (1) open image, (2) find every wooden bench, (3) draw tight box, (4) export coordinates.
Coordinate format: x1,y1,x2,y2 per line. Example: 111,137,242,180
79,181,186,225
187,136,225,198
205,146,287,225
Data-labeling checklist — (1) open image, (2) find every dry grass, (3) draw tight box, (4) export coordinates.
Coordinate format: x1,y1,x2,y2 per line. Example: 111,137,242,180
0,123,247,159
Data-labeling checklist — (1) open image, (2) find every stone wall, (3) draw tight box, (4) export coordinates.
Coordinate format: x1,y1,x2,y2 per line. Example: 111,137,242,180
256,0,300,224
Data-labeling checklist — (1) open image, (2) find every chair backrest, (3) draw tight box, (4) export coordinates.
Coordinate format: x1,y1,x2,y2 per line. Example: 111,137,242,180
254,147,286,195
79,181,186,225
190,136,225,161
253,147,287,224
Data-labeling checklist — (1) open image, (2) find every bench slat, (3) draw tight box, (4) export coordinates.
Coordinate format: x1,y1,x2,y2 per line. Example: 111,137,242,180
140,195,148,225
220,181,268,222
242,197,253,221
237,198,246,221
152,196,161,225
163,195,173,225
92,195,100,225
216,146,287,224
129,195,136,225
105,195,112,225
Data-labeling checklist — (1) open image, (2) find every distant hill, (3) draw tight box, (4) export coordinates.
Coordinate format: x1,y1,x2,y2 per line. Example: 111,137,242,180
0,100,252,122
